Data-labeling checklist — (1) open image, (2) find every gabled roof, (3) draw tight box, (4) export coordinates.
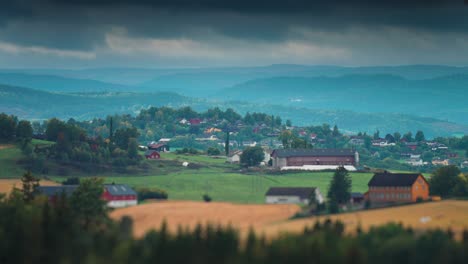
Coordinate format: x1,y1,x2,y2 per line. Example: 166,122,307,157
36,186,78,197
272,148,355,158
265,187,316,199
104,184,137,196
368,172,426,187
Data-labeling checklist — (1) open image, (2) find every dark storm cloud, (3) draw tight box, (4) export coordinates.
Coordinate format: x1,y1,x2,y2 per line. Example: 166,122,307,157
0,0,467,67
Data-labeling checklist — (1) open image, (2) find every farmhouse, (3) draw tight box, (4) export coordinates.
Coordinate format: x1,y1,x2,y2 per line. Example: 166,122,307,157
148,143,170,152
366,172,429,203
265,187,324,205
271,148,359,170
227,150,242,163
37,184,138,208
144,150,160,159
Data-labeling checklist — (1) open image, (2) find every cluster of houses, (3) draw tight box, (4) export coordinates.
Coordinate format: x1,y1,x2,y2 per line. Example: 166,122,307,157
265,171,430,207
36,183,138,208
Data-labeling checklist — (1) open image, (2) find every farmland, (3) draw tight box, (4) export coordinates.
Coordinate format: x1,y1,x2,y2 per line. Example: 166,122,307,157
111,200,468,239
0,178,59,195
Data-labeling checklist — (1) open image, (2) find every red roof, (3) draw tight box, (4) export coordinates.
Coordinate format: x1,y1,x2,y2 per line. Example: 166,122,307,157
189,118,202,125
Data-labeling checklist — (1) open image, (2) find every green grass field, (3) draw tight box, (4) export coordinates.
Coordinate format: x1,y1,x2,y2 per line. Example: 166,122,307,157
2,143,373,203
0,144,24,178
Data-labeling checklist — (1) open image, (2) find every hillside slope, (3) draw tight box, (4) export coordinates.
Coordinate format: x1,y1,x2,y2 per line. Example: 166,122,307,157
219,74,468,124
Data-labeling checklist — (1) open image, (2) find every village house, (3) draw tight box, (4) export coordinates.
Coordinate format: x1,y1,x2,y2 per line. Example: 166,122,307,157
405,142,419,151
406,154,424,166
271,148,359,170
148,142,170,152
158,138,171,144
265,187,324,205
348,136,364,146
365,172,429,203
144,150,161,159
37,184,138,208
227,150,242,164
432,158,450,166
372,139,395,147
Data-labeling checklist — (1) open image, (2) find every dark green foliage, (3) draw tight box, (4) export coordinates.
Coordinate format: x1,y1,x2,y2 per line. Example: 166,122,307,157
327,167,352,205
415,130,425,142
21,171,40,202
176,148,199,154
16,120,32,140
127,138,139,159
225,130,230,156
136,188,168,201
203,194,212,202
62,177,80,185
429,165,462,197
114,127,139,150
0,113,17,141
69,178,108,229
240,146,265,167
207,147,221,156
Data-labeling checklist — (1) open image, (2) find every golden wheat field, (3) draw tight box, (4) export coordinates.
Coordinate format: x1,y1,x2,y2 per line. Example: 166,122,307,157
0,179,59,195
111,200,468,239
110,201,301,237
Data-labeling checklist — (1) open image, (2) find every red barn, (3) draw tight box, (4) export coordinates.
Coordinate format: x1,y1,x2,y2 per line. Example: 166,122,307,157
102,184,138,208
145,150,161,159
37,184,138,208
271,148,359,168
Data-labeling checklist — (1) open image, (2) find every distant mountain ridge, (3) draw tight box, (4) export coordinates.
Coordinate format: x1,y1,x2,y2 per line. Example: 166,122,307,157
0,83,466,138
218,74,468,124
0,73,131,93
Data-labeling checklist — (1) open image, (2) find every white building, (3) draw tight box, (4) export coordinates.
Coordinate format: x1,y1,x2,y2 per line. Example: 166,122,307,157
265,187,324,205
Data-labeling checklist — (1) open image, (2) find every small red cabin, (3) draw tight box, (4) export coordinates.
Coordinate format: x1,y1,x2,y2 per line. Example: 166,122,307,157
145,150,161,159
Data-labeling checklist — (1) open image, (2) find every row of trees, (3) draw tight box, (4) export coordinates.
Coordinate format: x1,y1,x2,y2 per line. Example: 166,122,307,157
22,116,142,174
2,174,468,264
0,113,33,142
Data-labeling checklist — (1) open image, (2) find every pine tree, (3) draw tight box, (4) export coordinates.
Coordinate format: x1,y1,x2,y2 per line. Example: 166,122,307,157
327,167,352,205
21,171,40,202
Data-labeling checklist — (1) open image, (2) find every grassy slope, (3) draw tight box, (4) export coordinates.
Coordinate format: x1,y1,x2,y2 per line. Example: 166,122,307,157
0,145,23,178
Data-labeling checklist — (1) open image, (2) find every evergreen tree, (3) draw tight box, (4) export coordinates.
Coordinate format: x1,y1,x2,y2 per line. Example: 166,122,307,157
225,130,230,156
21,171,40,202
327,167,352,205
415,130,425,142
127,138,139,159
332,125,340,137
70,178,108,229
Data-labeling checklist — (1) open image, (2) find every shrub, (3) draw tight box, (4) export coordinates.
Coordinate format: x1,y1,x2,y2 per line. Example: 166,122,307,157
207,147,221,156
62,177,80,185
136,188,168,201
203,194,212,202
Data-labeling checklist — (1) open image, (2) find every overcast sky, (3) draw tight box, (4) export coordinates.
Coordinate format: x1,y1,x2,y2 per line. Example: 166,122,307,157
1,0,468,68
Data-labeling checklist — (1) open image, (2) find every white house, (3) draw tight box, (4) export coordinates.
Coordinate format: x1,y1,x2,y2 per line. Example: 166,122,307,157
265,187,324,205
227,150,242,163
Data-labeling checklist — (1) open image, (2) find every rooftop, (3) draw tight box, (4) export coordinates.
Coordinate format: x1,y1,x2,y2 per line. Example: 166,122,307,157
368,172,425,187
265,187,317,199
272,148,355,158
